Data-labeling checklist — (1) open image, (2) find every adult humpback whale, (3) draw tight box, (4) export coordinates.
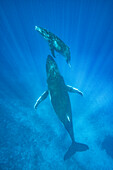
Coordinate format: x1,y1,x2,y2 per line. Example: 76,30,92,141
35,26,71,66
34,55,89,160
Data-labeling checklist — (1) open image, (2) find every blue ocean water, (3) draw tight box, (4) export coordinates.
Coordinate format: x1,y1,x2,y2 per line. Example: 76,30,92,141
0,0,113,169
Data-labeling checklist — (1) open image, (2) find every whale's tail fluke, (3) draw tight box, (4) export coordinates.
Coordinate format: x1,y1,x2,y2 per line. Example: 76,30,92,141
64,141,89,161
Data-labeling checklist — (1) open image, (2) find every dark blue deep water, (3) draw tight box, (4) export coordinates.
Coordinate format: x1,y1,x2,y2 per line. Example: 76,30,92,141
0,0,113,169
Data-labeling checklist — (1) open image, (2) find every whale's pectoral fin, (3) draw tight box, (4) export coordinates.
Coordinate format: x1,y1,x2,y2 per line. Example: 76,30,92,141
49,42,56,58
34,90,49,109
64,141,89,160
66,85,83,96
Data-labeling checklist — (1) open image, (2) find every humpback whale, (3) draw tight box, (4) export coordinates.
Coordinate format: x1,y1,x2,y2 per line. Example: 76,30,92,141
34,55,89,160
35,26,71,66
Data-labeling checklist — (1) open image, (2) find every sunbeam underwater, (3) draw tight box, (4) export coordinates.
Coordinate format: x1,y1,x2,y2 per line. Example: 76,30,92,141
0,0,113,169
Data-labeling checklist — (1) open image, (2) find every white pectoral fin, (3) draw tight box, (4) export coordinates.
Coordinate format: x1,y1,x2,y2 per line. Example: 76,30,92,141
34,90,49,109
66,85,83,96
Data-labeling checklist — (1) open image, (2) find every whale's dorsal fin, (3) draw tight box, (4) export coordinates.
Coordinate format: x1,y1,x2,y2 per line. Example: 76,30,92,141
34,90,49,109
66,85,83,96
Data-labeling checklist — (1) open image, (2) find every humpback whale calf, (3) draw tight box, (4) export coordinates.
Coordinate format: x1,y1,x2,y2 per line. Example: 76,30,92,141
35,26,71,66
34,55,89,160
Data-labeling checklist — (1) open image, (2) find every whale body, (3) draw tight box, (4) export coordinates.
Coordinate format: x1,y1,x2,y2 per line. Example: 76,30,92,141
35,26,71,66
34,55,89,160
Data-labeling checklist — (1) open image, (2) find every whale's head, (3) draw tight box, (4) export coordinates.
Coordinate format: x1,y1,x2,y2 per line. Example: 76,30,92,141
46,55,59,78
35,26,50,40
